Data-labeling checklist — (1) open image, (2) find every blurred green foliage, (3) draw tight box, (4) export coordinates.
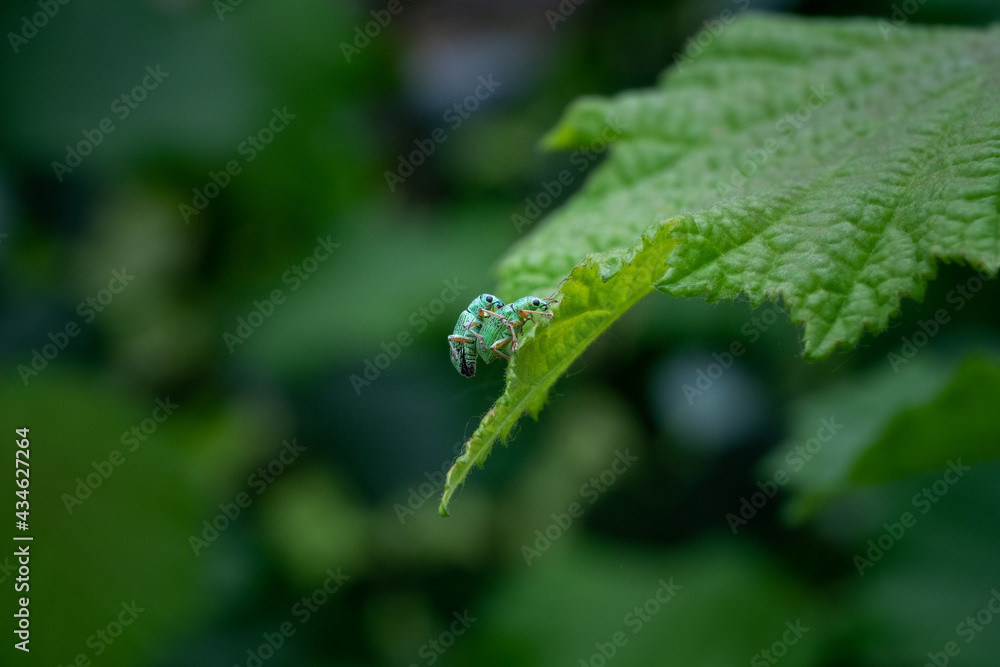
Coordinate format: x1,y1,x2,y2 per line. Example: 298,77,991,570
1,0,999,666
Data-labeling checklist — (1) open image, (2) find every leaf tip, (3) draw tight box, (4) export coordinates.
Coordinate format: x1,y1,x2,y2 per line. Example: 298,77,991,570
540,124,573,151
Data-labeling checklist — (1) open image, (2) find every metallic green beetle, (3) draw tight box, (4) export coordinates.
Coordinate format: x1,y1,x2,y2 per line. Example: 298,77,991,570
477,296,554,364
448,294,505,377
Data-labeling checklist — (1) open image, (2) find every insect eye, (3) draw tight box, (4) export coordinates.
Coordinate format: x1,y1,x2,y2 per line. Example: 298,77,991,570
533,299,540,306
485,296,493,302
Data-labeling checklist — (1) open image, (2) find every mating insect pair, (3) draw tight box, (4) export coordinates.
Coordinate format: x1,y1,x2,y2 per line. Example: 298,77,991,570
448,294,555,377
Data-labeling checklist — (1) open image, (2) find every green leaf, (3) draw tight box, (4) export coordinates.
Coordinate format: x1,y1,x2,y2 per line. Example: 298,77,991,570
766,353,1000,520
852,354,1000,483
501,14,1000,358
439,227,675,515
445,14,1000,513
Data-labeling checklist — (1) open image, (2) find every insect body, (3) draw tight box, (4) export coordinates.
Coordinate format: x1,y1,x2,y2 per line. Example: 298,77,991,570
477,296,554,365
448,294,505,377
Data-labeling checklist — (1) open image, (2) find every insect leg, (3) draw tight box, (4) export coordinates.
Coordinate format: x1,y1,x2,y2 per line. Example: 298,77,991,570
517,309,554,320
505,319,522,352
489,336,512,360
462,320,486,346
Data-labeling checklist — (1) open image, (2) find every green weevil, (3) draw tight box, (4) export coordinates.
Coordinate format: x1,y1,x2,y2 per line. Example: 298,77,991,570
477,296,555,364
448,294,506,377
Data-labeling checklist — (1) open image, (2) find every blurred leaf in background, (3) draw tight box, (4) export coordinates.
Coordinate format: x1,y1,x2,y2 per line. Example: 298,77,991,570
0,0,999,666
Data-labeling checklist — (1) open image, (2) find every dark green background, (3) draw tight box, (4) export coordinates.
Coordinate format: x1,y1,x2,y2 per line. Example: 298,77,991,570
1,1,999,665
